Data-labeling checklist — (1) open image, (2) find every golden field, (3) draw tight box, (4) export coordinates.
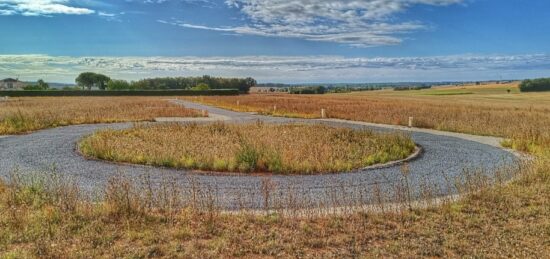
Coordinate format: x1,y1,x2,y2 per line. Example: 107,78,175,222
0,97,201,135
79,123,416,174
187,85,550,156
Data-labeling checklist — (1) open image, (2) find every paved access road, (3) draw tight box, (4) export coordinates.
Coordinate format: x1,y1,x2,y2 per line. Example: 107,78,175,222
0,100,519,210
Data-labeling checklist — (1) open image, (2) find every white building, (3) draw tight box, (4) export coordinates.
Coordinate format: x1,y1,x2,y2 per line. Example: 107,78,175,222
0,78,25,90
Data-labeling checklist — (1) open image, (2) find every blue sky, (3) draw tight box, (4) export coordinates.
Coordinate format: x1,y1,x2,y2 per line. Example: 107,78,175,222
1,0,550,83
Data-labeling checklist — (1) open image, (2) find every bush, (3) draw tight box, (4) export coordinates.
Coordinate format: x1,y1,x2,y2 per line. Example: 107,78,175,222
23,79,50,91
519,78,550,92
191,83,210,91
107,80,131,90
0,89,239,97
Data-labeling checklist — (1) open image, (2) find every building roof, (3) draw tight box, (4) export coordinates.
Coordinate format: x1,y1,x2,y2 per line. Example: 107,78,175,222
1,78,19,82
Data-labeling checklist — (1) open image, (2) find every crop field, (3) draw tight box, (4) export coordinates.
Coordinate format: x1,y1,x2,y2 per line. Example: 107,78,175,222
79,123,416,174
0,97,202,135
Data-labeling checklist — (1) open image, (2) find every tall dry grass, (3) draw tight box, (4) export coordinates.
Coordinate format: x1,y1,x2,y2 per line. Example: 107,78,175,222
79,122,416,174
187,93,550,155
0,97,201,135
0,158,546,257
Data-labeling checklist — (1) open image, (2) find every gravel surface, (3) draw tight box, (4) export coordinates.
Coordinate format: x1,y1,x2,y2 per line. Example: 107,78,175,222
0,100,519,210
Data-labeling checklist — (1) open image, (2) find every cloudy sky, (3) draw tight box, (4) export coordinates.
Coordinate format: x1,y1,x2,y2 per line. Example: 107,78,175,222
1,0,550,83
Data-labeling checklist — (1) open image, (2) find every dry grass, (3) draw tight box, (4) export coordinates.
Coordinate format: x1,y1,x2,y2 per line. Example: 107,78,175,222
1,88,549,257
79,122,416,174
185,86,550,156
0,159,547,258
0,97,202,135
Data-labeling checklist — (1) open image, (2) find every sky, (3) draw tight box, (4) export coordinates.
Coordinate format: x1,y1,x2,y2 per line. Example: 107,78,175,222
1,0,550,83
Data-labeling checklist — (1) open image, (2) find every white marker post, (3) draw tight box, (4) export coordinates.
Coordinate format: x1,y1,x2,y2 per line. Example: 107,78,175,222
408,117,414,128
273,105,277,112
237,100,240,106
321,109,327,118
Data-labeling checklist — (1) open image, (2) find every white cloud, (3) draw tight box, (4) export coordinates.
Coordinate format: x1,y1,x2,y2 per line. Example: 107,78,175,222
170,0,464,47
1,54,549,83
0,0,95,16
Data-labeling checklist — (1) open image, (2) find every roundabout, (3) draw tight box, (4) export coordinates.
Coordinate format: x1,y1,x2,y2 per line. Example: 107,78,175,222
0,100,519,210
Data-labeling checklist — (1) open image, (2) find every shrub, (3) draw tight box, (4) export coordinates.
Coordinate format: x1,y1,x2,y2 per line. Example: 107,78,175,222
191,83,210,91
519,78,550,92
107,80,131,90
23,79,50,91
235,143,260,172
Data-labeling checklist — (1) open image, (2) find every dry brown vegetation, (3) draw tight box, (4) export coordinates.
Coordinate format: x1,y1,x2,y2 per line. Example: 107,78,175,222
0,159,547,258
1,88,549,257
79,122,416,174
186,86,550,156
0,97,201,135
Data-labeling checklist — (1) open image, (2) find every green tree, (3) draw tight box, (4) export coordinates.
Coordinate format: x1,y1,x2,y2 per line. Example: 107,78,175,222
23,79,50,90
519,78,550,92
243,77,257,93
107,79,131,90
191,83,210,91
37,79,49,90
94,74,111,90
76,72,111,90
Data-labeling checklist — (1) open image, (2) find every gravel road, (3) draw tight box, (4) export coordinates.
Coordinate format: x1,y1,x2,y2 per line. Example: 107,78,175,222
0,100,519,210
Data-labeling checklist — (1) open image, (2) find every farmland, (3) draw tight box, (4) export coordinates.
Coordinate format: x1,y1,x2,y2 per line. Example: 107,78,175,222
0,97,202,135
187,84,550,156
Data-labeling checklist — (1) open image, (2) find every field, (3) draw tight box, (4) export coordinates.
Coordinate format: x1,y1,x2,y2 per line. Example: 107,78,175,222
79,123,416,174
1,86,549,257
187,84,550,156
0,97,201,135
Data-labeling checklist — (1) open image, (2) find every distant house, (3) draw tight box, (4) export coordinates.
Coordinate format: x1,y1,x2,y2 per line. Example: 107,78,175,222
0,78,25,90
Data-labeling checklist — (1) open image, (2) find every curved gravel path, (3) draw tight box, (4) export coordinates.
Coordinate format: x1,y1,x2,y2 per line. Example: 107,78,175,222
0,100,519,210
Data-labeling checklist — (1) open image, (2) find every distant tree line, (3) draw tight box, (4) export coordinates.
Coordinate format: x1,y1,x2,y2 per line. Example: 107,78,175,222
288,86,327,94
519,78,550,92
104,75,256,93
393,85,432,91
327,86,383,93
21,73,256,94
23,79,50,90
